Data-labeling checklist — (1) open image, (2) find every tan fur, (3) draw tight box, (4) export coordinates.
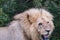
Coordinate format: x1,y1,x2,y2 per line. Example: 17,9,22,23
14,8,54,40
0,8,54,40
0,21,27,40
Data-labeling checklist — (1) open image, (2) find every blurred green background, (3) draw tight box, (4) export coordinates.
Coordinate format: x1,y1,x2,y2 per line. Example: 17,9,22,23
0,0,60,40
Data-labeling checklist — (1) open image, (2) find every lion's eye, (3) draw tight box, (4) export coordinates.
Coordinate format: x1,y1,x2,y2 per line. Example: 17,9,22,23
38,23,42,25
47,22,49,23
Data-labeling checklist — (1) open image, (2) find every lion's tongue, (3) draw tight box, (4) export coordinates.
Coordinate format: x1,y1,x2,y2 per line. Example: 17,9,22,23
42,35,49,40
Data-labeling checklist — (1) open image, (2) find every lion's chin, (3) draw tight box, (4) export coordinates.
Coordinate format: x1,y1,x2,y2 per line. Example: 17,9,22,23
41,34,49,40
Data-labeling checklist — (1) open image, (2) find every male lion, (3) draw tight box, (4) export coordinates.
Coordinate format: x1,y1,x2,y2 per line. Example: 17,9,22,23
14,8,55,40
0,8,54,40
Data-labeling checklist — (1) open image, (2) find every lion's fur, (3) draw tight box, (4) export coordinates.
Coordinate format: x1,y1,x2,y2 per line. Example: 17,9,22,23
0,8,54,40
0,21,27,40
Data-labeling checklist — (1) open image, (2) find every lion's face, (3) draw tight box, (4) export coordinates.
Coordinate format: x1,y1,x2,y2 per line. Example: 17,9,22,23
35,17,54,40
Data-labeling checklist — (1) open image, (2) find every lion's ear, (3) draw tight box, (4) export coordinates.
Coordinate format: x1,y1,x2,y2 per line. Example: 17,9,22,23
13,11,32,24
26,14,31,24
26,11,37,24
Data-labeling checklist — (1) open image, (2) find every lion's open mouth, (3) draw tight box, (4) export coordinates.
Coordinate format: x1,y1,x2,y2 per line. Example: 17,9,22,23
41,34,49,40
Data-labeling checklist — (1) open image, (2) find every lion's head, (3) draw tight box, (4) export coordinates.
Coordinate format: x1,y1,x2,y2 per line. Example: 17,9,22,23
27,8,54,40
31,9,54,40
14,8,54,40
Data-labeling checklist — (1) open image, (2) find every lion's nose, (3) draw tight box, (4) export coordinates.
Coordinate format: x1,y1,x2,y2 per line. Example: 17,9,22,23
46,30,50,33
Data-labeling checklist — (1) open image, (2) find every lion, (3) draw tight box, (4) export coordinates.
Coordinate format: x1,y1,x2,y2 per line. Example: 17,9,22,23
14,8,55,40
0,8,54,40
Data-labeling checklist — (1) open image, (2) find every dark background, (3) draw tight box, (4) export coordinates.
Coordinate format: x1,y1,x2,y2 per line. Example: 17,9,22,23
0,0,60,40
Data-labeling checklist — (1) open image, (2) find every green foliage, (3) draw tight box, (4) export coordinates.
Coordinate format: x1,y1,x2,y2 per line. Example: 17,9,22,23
33,0,42,8
0,0,60,40
2,0,34,17
0,8,10,26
